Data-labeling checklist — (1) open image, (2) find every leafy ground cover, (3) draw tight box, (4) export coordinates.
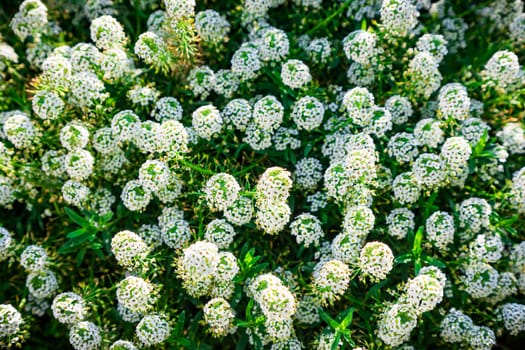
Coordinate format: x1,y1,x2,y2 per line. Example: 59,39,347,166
0,0,525,349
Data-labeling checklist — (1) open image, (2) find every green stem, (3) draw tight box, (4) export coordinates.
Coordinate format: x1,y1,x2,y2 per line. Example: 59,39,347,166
178,158,214,175
307,0,353,36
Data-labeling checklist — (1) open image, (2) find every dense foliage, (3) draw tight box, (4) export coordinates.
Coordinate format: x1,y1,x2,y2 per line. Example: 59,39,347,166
0,0,525,349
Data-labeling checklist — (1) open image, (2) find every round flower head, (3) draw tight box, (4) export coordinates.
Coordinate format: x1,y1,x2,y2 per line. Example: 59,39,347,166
343,205,374,238
324,162,351,202
465,326,495,350
385,95,413,125
222,99,252,131
290,213,324,248
440,308,473,343
312,259,351,306
342,87,375,127
195,10,230,43
403,274,444,314
281,59,311,89
255,201,291,235
231,43,261,81
380,0,419,36
3,112,35,149
40,54,72,88
136,314,170,347
460,118,490,146
294,157,323,191
342,30,378,65
128,85,159,107
117,276,156,313
215,251,240,283
461,262,498,299
458,197,491,237
0,227,13,262
65,149,94,181
20,245,48,272
60,123,90,151
243,123,273,151
258,27,289,62
483,50,521,90
291,96,324,131
159,119,189,156
69,72,108,108
386,208,415,239
111,110,140,143
416,34,448,63
331,230,362,265
344,148,377,185
224,196,254,226
498,303,525,336
110,340,138,350
121,180,152,212
347,61,376,86
10,0,48,41
152,96,183,122
26,269,59,299
90,15,126,50
111,230,150,269
192,104,223,140
134,31,171,72
134,121,163,154
414,118,444,148
407,52,442,98
387,132,419,164
203,297,237,338
425,211,455,250
32,90,64,120
253,95,284,132
177,241,220,297
69,43,101,75
62,180,90,208
273,126,301,151
204,173,241,212
0,304,23,338
204,219,237,249
251,275,296,320
188,65,215,99
437,83,470,121
392,171,421,205
138,160,170,192
306,37,331,65
164,0,195,20
161,218,191,250
359,242,394,282
100,47,131,81
412,153,445,188
440,136,472,170
92,127,117,155
51,292,88,324
256,167,292,205
497,122,525,154
213,69,239,98
365,107,392,138
510,14,525,44
69,321,101,350
377,303,418,347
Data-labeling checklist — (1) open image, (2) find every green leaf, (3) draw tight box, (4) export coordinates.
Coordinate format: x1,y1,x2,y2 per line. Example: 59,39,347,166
340,307,354,329
318,308,339,330
65,207,89,227
67,228,89,239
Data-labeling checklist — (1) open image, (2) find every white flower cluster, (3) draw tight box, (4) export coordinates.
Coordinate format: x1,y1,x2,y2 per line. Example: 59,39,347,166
289,213,324,248
312,259,351,306
177,241,239,298
255,167,292,235
378,268,445,346
203,297,237,337
440,308,496,350
0,304,23,339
